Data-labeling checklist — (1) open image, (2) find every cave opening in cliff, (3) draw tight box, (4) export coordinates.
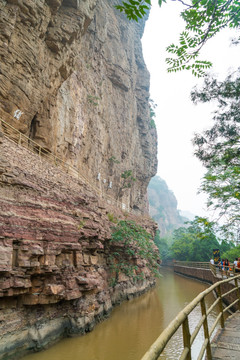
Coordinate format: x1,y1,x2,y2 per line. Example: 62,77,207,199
29,114,38,140
62,0,78,8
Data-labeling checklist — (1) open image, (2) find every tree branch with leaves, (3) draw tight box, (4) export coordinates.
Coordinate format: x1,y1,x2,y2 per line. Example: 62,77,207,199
192,70,240,232
116,0,240,76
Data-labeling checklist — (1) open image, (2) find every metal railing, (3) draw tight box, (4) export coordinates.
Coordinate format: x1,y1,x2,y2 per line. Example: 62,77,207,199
141,274,240,360
0,118,127,211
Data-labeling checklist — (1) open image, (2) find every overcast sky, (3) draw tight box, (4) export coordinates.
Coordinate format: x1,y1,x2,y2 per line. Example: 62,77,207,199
142,0,239,218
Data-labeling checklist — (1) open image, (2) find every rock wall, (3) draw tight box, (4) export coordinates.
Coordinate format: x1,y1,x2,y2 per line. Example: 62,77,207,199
0,0,157,213
0,135,157,359
0,0,158,358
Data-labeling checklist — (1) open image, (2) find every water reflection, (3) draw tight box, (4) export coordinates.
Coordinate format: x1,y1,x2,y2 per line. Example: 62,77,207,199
23,268,218,360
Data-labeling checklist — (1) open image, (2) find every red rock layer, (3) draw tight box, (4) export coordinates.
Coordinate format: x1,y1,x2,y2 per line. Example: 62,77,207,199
0,135,157,359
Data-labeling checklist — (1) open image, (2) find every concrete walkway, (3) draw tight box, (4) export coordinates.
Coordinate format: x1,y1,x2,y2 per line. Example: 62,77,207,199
211,311,240,359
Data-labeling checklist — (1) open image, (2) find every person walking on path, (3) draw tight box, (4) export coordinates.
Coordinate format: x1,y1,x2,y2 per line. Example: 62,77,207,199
225,259,230,276
236,258,240,273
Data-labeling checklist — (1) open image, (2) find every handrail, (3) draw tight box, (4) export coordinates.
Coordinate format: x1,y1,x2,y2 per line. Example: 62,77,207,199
174,261,210,269
0,118,128,211
174,260,239,279
141,274,240,360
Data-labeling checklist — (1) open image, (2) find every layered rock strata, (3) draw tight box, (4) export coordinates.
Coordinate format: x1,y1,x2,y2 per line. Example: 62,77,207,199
0,0,157,213
0,136,157,359
0,0,158,358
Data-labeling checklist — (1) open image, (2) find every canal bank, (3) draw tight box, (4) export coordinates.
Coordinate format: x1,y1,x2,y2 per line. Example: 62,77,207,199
22,268,218,360
174,263,240,312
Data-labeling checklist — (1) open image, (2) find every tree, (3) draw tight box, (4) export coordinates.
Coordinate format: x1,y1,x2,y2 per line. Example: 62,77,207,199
154,230,172,260
118,170,136,199
192,71,240,233
222,244,240,262
116,0,240,76
116,0,153,21
170,216,233,261
117,1,240,238
170,226,195,260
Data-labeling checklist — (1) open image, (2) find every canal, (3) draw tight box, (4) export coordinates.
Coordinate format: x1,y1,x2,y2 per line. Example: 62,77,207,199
23,268,219,360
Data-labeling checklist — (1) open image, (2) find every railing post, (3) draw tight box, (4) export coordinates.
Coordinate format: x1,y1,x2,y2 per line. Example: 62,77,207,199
217,284,225,328
234,277,240,311
18,132,22,145
200,298,212,360
210,264,216,276
220,266,223,279
182,316,191,360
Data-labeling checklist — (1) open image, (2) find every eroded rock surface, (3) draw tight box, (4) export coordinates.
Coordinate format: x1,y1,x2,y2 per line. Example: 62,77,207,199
0,137,157,358
0,0,157,212
0,0,158,358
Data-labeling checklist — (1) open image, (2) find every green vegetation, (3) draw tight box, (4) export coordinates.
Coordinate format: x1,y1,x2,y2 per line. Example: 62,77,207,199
107,212,118,223
117,1,240,255
222,244,240,262
116,0,153,21
150,119,156,129
121,170,136,189
154,216,235,262
116,0,240,76
108,156,120,164
171,217,220,261
154,230,173,260
149,99,157,129
192,71,240,236
109,220,160,286
117,3,240,235
78,220,85,230
118,170,136,198
87,94,100,106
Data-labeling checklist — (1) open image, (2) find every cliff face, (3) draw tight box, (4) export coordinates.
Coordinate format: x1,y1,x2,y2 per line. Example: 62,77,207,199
0,0,157,213
0,0,158,358
0,135,157,359
148,176,186,237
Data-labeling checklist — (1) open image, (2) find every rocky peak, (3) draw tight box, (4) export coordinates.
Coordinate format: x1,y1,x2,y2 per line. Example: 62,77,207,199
148,176,186,236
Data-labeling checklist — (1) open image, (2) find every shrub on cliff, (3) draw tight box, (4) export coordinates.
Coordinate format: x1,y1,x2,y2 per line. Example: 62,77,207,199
109,220,160,286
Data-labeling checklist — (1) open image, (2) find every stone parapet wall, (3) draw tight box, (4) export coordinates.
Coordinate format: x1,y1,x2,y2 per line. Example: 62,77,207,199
174,265,216,284
174,265,239,312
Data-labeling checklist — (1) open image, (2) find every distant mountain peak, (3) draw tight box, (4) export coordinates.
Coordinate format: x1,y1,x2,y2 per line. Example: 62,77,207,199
148,176,186,236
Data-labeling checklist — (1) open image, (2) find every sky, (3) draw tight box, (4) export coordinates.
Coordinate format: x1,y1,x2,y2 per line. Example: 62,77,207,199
142,0,239,218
